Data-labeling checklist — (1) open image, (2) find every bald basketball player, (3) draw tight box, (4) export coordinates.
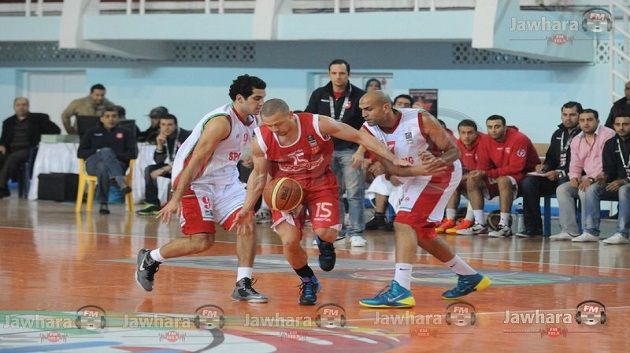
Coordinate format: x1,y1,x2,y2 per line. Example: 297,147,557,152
233,98,408,305
358,91,491,307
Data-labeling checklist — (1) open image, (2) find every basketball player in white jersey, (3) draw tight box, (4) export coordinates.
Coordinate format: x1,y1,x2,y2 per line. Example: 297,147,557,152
357,91,490,307
135,75,267,302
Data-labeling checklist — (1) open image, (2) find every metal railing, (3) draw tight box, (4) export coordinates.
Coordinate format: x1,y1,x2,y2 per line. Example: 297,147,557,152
610,1,630,102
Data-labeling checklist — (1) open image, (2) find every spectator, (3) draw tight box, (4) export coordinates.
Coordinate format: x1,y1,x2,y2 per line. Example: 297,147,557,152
61,83,115,134
115,105,141,137
517,101,583,237
585,113,630,244
436,119,486,235
0,97,60,198
305,59,367,247
138,106,168,143
605,80,630,128
137,114,191,215
392,94,413,108
77,107,137,214
458,115,540,237
365,78,382,92
550,109,616,241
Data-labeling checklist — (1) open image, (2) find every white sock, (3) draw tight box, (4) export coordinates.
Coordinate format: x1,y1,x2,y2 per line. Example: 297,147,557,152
444,255,477,276
150,248,165,262
500,212,511,226
465,203,474,220
473,210,485,225
237,267,253,282
445,208,456,220
394,263,413,290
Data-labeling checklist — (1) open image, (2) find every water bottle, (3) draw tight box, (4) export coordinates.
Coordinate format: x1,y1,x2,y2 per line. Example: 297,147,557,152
515,203,524,233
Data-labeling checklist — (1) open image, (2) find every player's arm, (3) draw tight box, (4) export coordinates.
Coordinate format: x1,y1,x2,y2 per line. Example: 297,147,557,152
157,116,230,223
241,138,271,214
231,138,271,235
383,112,459,177
317,115,405,166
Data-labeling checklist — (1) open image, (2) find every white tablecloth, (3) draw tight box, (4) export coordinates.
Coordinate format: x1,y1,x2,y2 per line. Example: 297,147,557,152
28,142,158,203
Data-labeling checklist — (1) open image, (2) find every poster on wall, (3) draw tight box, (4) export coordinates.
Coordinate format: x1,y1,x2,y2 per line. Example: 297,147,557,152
409,89,438,117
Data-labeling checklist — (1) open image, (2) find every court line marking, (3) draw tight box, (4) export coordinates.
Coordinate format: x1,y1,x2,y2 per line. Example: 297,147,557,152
1,225,630,272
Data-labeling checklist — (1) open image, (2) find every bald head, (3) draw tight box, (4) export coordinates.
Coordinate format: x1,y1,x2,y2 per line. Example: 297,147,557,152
359,91,397,127
360,90,391,106
261,98,290,118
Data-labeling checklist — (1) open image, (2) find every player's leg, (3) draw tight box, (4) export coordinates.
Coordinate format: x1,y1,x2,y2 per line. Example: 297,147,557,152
135,187,216,292
308,178,342,272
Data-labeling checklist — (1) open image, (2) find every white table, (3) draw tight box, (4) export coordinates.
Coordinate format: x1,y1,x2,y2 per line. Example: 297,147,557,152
29,142,159,203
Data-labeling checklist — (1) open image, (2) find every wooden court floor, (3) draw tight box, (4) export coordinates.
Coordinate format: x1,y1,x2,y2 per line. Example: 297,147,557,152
0,197,629,352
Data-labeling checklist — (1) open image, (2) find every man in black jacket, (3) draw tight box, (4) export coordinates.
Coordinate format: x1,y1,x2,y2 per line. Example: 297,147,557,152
305,59,368,247
77,107,137,214
587,113,630,245
0,97,60,198
605,81,630,128
138,106,168,143
137,114,191,215
517,101,582,237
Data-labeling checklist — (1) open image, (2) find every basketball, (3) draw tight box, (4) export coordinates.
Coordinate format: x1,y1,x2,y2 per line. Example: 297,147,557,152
262,177,303,211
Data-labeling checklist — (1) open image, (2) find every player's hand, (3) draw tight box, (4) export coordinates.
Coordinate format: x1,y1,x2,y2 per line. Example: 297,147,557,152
419,151,436,163
606,179,626,192
415,163,448,176
230,209,254,237
368,161,385,176
393,158,412,167
0,146,5,155
157,198,180,224
351,152,365,169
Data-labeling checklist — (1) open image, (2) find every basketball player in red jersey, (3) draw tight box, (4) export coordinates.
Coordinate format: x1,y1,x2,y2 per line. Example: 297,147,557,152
357,91,490,307
233,98,408,305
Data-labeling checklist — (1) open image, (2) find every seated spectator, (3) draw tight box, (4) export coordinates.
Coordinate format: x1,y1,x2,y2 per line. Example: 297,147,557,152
550,109,616,241
365,78,382,92
392,94,413,108
0,97,60,199
61,83,115,134
605,80,630,128
138,106,168,143
115,105,141,137
77,107,137,214
458,115,540,237
517,101,582,237
435,119,486,234
585,113,630,244
137,114,191,215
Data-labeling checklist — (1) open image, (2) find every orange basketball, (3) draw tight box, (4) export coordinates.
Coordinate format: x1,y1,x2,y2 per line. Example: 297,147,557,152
263,177,304,211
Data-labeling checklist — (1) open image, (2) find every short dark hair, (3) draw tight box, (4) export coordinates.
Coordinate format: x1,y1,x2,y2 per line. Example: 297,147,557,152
393,94,414,105
90,84,106,93
101,107,118,117
114,105,126,117
365,78,381,91
328,59,350,74
486,114,506,126
561,101,583,113
160,113,178,125
261,98,290,118
580,109,599,120
458,119,478,131
613,113,630,123
229,75,266,101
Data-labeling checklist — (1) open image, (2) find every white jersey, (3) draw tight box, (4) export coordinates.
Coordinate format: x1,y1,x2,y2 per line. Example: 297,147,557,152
172,103,256,187
362,108,431,183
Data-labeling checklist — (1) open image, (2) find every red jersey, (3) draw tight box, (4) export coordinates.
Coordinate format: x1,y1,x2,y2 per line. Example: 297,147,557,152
456,132,486,172
477,126,540,182
255,113,334,183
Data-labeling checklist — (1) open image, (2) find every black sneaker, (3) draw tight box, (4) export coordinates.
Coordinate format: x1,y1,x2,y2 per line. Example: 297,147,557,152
516,229,543,238
0,188,10,199
316,237,336,272
298,276,320,305
99,203,110,215
231,278,268,303
135,249,160,291
365,213,387,230
136,204,160,216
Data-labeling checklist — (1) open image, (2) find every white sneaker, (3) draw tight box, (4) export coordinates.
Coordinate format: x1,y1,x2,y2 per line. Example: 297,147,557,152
549,232,577,241
488,225,512,238
456,223,488,235
572,232,599,242
602,233,630,245
350,235,367,247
